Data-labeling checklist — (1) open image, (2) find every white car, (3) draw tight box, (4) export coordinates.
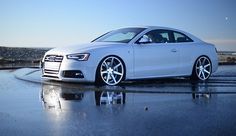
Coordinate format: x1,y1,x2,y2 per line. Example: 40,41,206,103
41,26,218,85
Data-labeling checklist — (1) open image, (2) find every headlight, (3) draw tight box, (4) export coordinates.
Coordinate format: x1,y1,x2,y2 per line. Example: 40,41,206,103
66,53,90,61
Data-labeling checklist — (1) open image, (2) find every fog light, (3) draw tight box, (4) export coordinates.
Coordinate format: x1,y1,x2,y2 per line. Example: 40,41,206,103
63,70,84,78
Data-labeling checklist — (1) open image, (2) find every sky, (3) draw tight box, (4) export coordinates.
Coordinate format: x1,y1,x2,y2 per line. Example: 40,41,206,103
0,0,235,51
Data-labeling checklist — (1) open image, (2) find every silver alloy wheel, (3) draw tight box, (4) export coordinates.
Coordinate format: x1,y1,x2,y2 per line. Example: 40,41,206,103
195,56,212,80
100,56,124,85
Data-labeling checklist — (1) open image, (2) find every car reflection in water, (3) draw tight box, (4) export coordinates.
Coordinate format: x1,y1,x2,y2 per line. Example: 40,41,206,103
41,84,126,110
191,82,213,99
41,81,215,110
191,82,216,105
95,91,126,106
41,84,84,110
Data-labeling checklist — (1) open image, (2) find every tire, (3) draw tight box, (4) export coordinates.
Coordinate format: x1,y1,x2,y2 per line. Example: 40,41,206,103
191,56,212,81
96,56,125,86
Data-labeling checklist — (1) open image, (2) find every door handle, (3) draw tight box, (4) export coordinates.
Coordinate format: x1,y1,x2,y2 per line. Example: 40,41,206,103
171,49,177,52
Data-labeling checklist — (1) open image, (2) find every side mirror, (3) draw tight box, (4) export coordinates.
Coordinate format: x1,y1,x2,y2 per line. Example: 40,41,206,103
138,35,151,44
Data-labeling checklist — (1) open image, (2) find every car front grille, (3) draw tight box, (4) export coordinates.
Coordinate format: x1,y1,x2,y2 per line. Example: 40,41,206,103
44,55,63,62
43,55,64,76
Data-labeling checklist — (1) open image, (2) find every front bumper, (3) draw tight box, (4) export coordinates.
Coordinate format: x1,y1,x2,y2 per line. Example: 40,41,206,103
41,57,96,83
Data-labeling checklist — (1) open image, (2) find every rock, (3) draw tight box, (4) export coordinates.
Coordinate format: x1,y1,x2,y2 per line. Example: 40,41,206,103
0,46,50,62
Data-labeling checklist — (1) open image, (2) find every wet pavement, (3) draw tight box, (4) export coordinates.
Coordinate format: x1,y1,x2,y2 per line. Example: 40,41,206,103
0,65,236,136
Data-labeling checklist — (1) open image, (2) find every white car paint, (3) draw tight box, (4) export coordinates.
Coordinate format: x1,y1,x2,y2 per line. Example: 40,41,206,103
41,26,218,85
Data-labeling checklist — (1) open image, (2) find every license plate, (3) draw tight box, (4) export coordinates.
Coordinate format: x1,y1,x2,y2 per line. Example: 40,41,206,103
44,62,61,71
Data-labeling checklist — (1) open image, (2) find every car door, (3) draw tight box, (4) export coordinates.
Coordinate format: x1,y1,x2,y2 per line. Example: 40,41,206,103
133,29,181,78
171,31,196,75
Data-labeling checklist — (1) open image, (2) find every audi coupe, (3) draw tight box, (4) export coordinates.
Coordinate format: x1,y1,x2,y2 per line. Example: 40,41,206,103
41,26,218,85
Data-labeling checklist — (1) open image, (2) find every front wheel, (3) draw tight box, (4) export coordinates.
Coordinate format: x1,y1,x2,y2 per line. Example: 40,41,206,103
191,56,212,81
97,56,125,86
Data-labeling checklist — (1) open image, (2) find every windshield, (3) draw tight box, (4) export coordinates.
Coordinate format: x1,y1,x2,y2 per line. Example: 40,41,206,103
94,28,145,43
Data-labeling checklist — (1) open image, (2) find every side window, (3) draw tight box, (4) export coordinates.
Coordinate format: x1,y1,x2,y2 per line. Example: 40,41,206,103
173,32,193,43
144,30,171,43
159,32,170,43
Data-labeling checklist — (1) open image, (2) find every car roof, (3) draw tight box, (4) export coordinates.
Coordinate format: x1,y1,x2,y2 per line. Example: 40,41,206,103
127,25,181,30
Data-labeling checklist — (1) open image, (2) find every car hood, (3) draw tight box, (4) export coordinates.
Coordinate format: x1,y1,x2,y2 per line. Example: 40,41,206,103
45,42,126,55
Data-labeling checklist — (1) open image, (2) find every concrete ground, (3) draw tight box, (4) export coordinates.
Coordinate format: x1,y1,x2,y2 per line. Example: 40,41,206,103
0,65,236,136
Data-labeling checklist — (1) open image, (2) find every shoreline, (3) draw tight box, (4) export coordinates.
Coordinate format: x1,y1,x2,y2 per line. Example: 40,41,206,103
0,46,235,69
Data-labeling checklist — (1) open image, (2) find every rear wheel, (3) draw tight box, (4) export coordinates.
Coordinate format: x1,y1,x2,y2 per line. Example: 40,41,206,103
191,56,212,81
97,56,125,86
